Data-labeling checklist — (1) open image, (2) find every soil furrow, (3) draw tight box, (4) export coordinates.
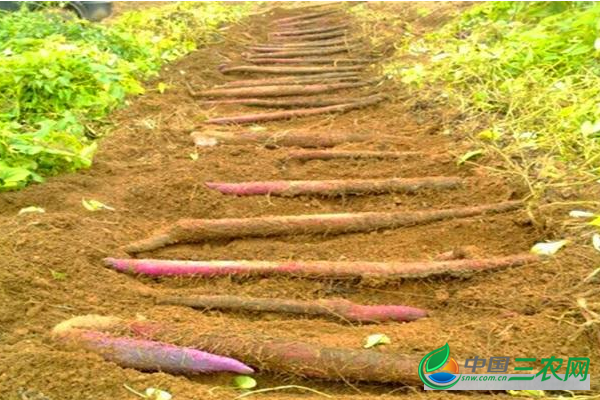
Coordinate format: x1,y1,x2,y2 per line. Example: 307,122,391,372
0,4,593,400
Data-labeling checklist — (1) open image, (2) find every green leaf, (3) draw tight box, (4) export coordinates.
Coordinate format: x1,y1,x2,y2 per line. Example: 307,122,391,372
50,269,67,280
589,216,600,227
233,376,257,390
477,129,502,142
79,142,98,166
425,343,450,373
457,149,484,165
0,167,32,184
507,390,545,398
416,8,431,17
363,333,391,349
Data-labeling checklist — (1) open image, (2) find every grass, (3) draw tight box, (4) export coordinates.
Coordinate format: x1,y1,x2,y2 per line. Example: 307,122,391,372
352,1,600,201
0,2,254,190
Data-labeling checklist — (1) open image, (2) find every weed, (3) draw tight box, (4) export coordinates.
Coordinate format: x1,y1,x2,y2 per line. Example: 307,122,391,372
355,2,600,197
0,2,253,190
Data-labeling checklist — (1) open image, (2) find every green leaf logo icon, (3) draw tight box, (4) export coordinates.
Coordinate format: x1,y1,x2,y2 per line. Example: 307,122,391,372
418,342,460,390
425,343,450,373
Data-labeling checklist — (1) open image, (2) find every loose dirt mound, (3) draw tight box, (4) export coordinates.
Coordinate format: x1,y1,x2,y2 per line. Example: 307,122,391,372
0,3,597,400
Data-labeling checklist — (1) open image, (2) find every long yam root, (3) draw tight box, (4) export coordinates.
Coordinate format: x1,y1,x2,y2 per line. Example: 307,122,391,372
218,64,363,75
250,37,358,49
104,254,539,279
64,316,423,384
276,13,342,28
274,9,340,24
52,317,253,375
269,30,348,41
190,130,387,148
204,94,386,125
276,17,344,29
285,149,423,161
157,295,428,323
197,95,364,109
129,320,423,384
205,176,462,197
271,24,349,37
245,46,356,58
191,81,369,99
280,2,342,11
217,72,361,88
122,201,522,254
247,57,370,65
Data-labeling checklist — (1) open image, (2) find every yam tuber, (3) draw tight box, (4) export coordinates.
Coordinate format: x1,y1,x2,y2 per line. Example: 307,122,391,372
122,200,522,253
204,176,462,197
158,295,428,323
204,94,386,125
105,253,539,279
191,130,384,148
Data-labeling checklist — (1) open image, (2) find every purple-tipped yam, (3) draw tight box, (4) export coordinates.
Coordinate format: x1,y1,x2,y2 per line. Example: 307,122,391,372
157,295,427,323
67,330,253,375
104,253,539,279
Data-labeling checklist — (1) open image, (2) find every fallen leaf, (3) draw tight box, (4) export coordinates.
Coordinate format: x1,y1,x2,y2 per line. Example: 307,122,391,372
507,390,545,398
457,149,484,165
589,216,600,227
530,240,568,256
145,388,172,400
581,120,600,136
593,233,600,252
82,199,115,212
141,119,156,130
18,206,45,215
477,129,501,142
50,269,67,280
233,375,257,390
569,210,596,218
363,333,391,349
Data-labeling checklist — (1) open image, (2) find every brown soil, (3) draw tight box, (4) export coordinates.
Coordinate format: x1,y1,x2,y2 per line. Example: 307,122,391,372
1,2,598,400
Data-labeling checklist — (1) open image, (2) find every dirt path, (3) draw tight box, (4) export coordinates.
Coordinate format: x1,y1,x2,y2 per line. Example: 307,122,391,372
0,3,597,400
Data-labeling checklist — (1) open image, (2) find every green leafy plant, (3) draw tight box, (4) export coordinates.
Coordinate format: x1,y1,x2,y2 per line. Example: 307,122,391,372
0,2,254,190
370,2,600,192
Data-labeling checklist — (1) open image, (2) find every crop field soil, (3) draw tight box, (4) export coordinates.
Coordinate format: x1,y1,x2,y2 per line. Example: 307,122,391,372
0,2,599,400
